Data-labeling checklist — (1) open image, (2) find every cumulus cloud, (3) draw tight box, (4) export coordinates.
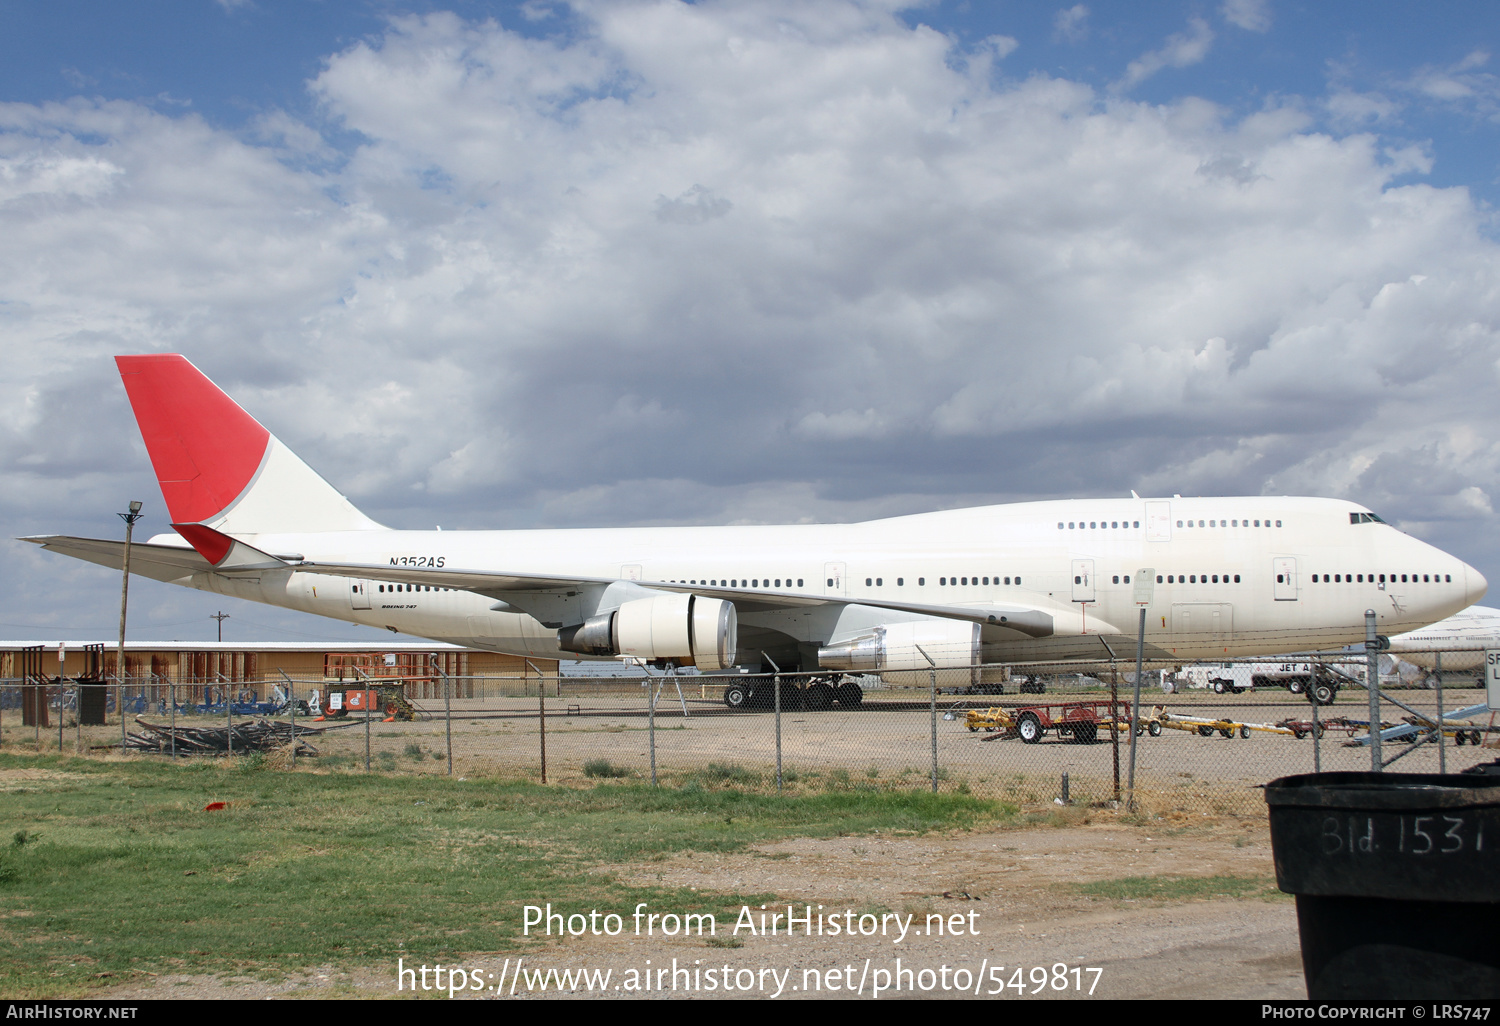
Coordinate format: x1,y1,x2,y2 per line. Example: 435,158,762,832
3,2,1500,638
1115,17,1215,92
1403,50,1500,122
1221,0,1272,33
1053,5,1088,45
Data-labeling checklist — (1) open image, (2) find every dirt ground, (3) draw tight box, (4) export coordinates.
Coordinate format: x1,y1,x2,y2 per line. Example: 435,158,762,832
285,688,1499,811
101,817,1305,1000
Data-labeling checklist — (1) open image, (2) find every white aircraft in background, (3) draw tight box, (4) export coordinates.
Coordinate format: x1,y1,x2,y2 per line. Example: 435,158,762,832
1387,604,1500,675
23,355,1487,708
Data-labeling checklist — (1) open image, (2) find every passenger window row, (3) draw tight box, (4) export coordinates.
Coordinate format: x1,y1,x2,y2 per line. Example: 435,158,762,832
1153,573,1242,584
667,579,806,589
378,584,451,593
1177,518,1280,528
1059,520,1140,529
1312,573,1451,584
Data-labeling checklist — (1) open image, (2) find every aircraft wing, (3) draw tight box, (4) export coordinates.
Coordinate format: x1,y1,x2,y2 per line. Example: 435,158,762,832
287,558,1079,639
24,529,1109,641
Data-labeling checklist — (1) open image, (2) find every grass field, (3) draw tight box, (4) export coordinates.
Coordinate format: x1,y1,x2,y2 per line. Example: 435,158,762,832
0,752,1007,997
1064,874,1287,902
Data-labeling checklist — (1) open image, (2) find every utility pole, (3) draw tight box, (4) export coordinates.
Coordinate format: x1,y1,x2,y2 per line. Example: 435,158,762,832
211,612,229,642
116,501,143,751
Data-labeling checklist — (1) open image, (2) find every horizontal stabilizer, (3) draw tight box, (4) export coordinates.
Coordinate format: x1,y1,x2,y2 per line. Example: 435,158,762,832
20,535,212,583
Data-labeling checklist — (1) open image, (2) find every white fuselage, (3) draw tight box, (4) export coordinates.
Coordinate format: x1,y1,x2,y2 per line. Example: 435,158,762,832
158,496,1483,668
1388,604,1500,671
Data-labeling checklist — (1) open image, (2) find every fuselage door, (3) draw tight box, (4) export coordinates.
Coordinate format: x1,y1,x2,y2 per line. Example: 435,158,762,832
1145,501,1172,542
824,562,846,596
350,580,371,610
1071,559,1095,603
1273,557,1298,601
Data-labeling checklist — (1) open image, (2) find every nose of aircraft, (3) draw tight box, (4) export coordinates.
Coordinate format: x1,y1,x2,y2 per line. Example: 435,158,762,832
1465,563,1489,606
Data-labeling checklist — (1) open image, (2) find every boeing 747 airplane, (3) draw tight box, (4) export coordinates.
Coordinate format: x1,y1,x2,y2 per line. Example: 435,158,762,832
23,355,1487,708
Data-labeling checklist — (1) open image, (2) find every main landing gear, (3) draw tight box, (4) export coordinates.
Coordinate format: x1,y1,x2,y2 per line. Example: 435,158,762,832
723,675,863,711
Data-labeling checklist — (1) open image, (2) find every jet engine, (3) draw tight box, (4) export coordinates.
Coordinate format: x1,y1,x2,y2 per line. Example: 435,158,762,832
556,593,737,670
817,619,980,672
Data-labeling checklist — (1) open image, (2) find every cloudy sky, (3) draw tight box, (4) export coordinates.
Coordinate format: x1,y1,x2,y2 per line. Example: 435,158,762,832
2,0,1499,644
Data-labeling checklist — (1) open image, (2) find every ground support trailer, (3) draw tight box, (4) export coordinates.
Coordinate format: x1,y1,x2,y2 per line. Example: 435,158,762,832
968,700,1132,745
1150,709,1298,739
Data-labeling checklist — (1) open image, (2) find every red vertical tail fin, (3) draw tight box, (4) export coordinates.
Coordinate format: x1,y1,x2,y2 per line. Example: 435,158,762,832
116,355,381,536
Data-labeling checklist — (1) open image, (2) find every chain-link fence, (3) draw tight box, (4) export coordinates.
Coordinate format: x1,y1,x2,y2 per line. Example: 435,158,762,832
2,658,1495,816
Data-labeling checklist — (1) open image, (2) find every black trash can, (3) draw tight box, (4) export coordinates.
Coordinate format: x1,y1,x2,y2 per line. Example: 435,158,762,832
1265,770,1500,999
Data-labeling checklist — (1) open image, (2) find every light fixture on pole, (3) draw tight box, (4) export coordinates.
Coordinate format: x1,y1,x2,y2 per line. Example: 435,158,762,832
116,500,144,749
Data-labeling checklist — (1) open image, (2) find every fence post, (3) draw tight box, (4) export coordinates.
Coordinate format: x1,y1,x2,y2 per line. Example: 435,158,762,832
1126,606,1147,810
762,653,783,794
217,673,233,758
1366,610,1381,771
646,665,657,787
1110,661,1120,802
1435,651,1446,774
354,667,371,772
916,646,937,794
278,669,298,769
526,660,547,784
288,670,295,768
1312,690,1321,773
427,656,455,776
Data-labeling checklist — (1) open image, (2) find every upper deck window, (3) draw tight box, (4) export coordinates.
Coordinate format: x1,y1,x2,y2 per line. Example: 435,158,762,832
1350,512,1387,524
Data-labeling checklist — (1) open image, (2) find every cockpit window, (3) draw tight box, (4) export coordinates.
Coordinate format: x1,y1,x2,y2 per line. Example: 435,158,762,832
1350,512,1387,525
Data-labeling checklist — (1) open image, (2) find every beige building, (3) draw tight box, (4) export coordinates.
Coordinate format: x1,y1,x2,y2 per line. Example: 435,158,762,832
0,642,557,701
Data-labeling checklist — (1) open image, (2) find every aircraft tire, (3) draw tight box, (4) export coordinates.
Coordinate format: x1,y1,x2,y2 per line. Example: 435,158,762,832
723,683,749,709
836,683,864,707
806,682,835,711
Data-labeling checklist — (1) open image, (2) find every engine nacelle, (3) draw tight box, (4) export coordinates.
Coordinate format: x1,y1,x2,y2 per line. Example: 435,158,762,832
556,594,737,670
817,619,980,673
